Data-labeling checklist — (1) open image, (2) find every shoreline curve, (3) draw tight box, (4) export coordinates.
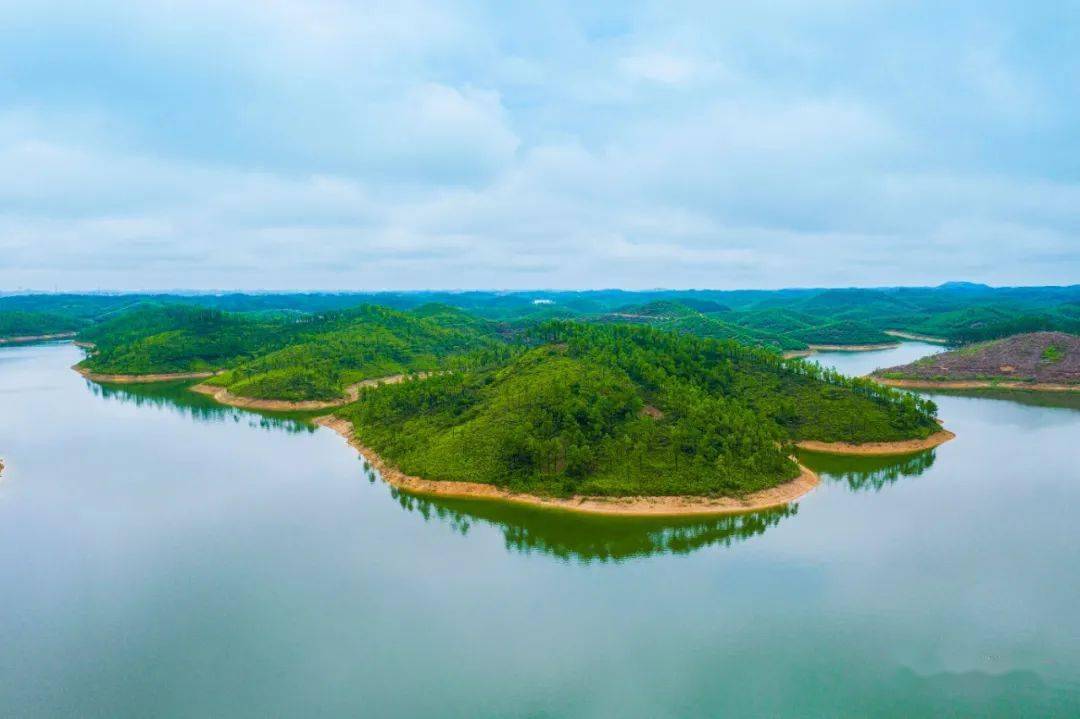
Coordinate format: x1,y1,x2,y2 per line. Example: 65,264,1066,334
806,342,900,352
314,416,820,517
883,330,949,344
73,365,219,383
190,372,429,412
796,429,955,456
783,342,902,360
0,332,77,345
873,377,1079,393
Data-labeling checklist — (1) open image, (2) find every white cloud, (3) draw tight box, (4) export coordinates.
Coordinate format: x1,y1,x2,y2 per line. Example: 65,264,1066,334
619,53,699,84
0,0,1076,290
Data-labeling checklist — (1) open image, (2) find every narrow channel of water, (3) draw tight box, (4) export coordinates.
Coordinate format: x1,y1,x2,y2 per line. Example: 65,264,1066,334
1,341,1078,717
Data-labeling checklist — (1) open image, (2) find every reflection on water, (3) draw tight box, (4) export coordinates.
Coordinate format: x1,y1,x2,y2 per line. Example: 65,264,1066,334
87,379,317,434
87,373,801,561
5,342,1080,715
798,449,937,492
917,388,1080,411
388,486,797,563
87,372,930,561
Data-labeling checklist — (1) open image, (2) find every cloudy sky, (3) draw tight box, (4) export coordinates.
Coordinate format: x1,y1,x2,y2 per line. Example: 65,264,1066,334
2,1,1077,291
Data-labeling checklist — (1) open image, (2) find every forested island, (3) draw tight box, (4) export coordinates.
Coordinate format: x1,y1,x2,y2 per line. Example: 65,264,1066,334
875,332,1079,391
326,322,943,511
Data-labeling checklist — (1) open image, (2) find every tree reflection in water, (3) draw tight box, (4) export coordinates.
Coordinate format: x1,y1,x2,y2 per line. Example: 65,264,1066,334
797,449,936,492
87,380,316,434
388,486,796,563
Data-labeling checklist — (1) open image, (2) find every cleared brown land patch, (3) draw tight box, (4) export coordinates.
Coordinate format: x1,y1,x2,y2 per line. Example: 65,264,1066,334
875,331,1079,388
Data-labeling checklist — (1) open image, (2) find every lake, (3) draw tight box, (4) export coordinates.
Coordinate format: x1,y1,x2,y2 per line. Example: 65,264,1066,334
2,341,1079,717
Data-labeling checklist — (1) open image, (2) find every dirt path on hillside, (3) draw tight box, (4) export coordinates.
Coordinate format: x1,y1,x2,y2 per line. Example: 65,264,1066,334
191,372,431,411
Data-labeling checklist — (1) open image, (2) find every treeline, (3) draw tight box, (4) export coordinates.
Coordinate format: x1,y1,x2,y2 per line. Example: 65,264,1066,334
0,311,81,339
526,321,938,439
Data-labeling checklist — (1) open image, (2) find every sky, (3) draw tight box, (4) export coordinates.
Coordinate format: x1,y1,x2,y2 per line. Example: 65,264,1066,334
1,1,1078,291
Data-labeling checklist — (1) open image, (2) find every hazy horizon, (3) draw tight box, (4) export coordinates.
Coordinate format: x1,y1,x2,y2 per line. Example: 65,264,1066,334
6,279,1080,297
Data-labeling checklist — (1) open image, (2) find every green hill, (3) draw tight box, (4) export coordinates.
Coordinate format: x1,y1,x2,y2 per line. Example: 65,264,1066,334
80,305,303,373
338,322,939,498
601,301,806,351
204,306,502,401
791,320,894,345
80,304,502,401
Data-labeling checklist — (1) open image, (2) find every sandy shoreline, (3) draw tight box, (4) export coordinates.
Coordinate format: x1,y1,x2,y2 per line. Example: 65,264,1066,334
883,330,949,343
73,365,219,383
0,332,77,345
68,361,955,512
74,362,431,408
315,416,821,517
874,377,1079,393
784,342,901,359
190,373,422,411
807,342,900,352
796,429,955,456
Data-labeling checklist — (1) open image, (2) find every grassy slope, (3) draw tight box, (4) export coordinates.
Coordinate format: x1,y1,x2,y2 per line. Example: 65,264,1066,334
338,323,940,498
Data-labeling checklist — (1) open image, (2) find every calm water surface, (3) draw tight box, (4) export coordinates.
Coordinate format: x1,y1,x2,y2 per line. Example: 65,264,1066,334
2,342,1079,717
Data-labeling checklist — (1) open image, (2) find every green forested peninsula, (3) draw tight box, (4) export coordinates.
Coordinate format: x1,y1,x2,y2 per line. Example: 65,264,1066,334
80,304,501,401
337,323,939,498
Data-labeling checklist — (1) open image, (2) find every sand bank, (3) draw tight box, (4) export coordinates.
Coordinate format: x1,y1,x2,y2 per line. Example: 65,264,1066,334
73,365,219,383
191,372,428,411
883,330,949,343
0,332,77,345
315,416,820,517
874,377,1079,393
796,429,955,456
